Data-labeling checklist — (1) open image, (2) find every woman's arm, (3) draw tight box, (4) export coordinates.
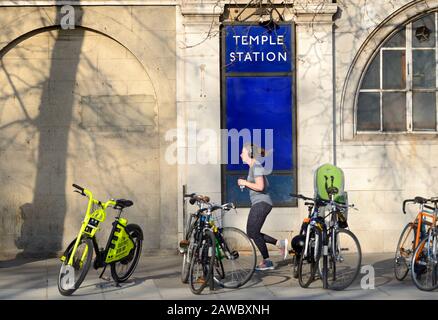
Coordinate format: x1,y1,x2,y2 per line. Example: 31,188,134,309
238,176,265,192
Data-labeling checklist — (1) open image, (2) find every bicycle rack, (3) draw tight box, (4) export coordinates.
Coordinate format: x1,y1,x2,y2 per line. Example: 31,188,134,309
183,184,187,237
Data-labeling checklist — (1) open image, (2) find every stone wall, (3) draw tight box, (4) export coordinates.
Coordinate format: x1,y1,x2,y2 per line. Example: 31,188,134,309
2,0,437,257
335,0,438,252
0,5,177,258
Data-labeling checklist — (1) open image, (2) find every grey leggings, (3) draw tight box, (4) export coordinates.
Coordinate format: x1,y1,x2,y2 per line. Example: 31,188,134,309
246,201,277,260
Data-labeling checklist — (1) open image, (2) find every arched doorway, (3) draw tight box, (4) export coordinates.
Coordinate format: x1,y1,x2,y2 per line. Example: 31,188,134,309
0,27,160,256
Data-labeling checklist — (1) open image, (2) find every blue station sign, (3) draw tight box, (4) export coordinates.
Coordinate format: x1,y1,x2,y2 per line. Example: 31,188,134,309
225,24,292,73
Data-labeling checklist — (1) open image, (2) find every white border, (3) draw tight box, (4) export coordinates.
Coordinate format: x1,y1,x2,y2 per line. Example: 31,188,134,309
0,0,177,5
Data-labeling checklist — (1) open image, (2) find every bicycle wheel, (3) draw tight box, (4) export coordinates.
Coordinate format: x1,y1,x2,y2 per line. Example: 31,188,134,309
189,229,216,294
411,235,438,291
298,227,321,288
394,223,415,281
111,224,143,283
213,227,256,288
58,237,93,296
181,216,197,284
324,228,362,291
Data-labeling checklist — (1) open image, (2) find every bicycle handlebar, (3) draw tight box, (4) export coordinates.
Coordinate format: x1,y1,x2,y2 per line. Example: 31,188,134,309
290,193,355,210
72,184,85,194
72,184,117,210
289,193,314,201
402,199,414,214
403,197,437,214
194,202,236,217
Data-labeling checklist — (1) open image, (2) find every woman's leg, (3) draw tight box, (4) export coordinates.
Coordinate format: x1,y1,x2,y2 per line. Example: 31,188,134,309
261,232,277,246
246,202,276,260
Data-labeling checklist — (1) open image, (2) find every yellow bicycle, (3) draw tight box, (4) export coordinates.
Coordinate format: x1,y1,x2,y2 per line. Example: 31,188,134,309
57,184,143,296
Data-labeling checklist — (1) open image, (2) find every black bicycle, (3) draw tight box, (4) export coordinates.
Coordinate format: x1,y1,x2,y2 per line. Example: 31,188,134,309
180,193,256,294
290,179,361,290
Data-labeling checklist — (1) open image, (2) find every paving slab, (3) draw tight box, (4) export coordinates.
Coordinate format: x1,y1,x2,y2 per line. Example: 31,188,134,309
0,253,437,299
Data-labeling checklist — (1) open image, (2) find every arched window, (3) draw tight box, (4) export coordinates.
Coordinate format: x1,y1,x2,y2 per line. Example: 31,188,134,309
357,12,437,132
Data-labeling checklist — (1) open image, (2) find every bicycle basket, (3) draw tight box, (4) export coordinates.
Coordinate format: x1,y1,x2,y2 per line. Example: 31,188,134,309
338,191,349,223
336,209,348,228
211,209,223,229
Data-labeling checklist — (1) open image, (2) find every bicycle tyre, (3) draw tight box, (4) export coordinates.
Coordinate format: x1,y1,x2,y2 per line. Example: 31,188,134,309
58,237,93,296
325,228,362,291
411,235,438,291
189,229,216,294
213,227,256,289
394,223,415,281
110,224,143,283
298,226,322,288
181,217,197,284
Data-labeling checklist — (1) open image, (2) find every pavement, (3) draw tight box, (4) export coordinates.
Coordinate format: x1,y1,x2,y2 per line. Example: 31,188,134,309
0,252,437,300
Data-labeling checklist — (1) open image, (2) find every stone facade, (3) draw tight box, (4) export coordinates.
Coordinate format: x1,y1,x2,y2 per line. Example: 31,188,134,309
0,0,437,257
177,0,438,254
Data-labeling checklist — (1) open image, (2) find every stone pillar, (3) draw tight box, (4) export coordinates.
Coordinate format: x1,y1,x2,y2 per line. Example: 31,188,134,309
176,1,223,240
292,3,338,197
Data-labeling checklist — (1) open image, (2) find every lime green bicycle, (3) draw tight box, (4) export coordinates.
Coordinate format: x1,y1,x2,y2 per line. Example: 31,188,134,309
57,184,143,296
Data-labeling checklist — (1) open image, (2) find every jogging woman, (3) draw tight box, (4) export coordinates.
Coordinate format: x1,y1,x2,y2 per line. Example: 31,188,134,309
237,143,287,271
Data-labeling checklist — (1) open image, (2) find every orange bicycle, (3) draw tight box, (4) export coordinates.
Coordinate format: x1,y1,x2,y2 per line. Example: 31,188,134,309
394,196,437,282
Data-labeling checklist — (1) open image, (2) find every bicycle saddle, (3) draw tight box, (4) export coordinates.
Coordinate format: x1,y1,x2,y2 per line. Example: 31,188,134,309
115,199,134,209
327,186,339,196
414,196,428,204
430,197,438,203
189,194,210,205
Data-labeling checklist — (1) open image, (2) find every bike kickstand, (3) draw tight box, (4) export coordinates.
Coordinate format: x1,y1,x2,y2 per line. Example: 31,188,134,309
209,276,215,291
98,265,108,279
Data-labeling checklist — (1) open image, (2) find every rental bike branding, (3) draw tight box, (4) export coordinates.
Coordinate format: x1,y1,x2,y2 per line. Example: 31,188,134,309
57,184,143,296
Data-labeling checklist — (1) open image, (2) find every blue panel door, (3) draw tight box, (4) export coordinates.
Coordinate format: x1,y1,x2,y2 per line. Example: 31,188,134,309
222,23,296,207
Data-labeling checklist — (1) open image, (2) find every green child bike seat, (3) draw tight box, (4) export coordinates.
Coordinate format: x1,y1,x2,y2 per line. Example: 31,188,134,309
314,163,346,204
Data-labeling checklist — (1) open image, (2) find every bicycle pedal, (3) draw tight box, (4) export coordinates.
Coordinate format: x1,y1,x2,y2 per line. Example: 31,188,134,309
195,277,206,285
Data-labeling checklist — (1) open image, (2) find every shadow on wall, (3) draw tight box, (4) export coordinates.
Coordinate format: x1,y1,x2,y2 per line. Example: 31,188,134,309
0,7,161,262
11,10,85,258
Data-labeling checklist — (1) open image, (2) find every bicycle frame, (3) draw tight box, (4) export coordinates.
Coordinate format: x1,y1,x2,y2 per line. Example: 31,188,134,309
302,209,322,261
187,199,235,262
413,205,438,266
190,203,236,285
316,195,351,287
397,202,437,268
414,208,436,247
291,188,359,290
61,188,134,268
